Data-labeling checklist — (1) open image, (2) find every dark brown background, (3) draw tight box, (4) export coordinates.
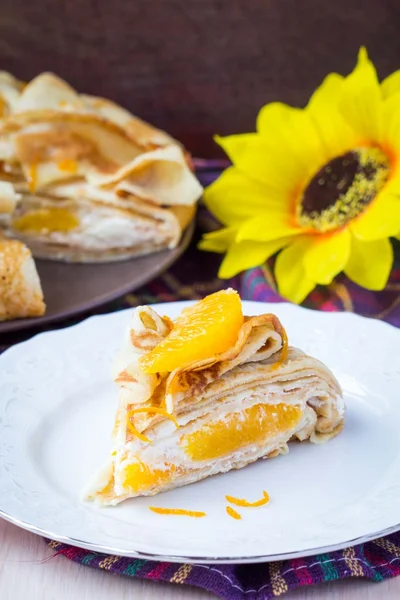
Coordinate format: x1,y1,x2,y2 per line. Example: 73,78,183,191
1,0,400,156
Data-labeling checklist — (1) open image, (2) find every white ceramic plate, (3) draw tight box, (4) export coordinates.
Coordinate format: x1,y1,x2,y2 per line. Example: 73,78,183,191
0,301,400,564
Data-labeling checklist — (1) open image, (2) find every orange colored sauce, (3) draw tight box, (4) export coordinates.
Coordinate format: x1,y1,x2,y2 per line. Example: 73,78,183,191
226,506,241,520
149,507,206,518
225,491,270,508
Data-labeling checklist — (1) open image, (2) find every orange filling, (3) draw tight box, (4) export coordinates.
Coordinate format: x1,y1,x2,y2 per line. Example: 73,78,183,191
226,506,242,520
58,158,78,173
123,461,180,493
13,208,79,234
149,507,206,518
181,403,302,461
226,491,270,507
140,289,244,373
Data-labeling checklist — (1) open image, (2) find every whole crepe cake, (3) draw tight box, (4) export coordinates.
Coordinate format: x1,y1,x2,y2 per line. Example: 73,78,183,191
0,71,202,263
84,289,345,506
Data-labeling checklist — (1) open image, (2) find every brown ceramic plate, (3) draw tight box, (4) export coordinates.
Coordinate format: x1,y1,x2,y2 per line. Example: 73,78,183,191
0,222,194,334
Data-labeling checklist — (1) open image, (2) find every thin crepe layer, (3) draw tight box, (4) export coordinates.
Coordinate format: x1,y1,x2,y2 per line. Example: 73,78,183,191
7,193,195,262
85,306,344,505
0,238,45,320
0,71,202,262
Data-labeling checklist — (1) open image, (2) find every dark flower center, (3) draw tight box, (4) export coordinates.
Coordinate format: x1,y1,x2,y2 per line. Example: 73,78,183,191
298,147,390,232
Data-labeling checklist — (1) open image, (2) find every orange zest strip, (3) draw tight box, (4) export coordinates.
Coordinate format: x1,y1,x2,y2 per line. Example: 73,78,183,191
226,506,242,520
28,163,37,193
149,507,206,518
127,407,180,429
225,491,270,508
126,419,151,443
271,326,288,370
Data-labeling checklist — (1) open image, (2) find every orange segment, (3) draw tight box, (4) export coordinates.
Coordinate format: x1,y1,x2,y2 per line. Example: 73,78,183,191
181,403,302,461
13,208,79,234
140,289,244,374
123,461,182,493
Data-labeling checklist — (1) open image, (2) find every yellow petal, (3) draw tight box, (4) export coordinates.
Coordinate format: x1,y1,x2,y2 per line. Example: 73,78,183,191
217,131,302,194
344,236,393,290
382,170,400,196
203,167,280,226
237,135,306,196
257,102,325,178
350,191,400,240
381,70,400,99
339,47,382,140
380,92,400,149
215,133,259,164
274,237,316,303
303,229,351,285
237,211,302,242
219,237,291,279
307,73,360,158
199,226,237,253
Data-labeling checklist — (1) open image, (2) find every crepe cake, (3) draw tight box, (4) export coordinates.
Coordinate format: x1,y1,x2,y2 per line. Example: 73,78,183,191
84,289,344,506
0,72,202,262
0,238,45,321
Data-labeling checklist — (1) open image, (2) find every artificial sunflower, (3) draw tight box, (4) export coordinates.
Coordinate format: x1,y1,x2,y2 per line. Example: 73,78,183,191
200,48,400,303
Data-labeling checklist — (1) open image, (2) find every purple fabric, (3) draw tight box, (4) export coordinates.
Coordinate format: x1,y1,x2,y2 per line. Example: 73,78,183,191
47,533,400,599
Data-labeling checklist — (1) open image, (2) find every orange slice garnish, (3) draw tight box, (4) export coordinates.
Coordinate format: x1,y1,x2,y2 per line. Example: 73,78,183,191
140,289,243,374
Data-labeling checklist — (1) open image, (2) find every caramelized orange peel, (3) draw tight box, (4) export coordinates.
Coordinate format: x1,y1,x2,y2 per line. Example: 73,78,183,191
127,407,180,429
226,506,242,520
126,406,180,443
126,421,151,443
139,289,244,374
271,326,289,370
226,491,270,508
149,507,206,518
28,163,37,192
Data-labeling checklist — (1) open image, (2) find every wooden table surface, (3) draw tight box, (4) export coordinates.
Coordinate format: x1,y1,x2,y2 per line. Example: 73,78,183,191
1,520,400,600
